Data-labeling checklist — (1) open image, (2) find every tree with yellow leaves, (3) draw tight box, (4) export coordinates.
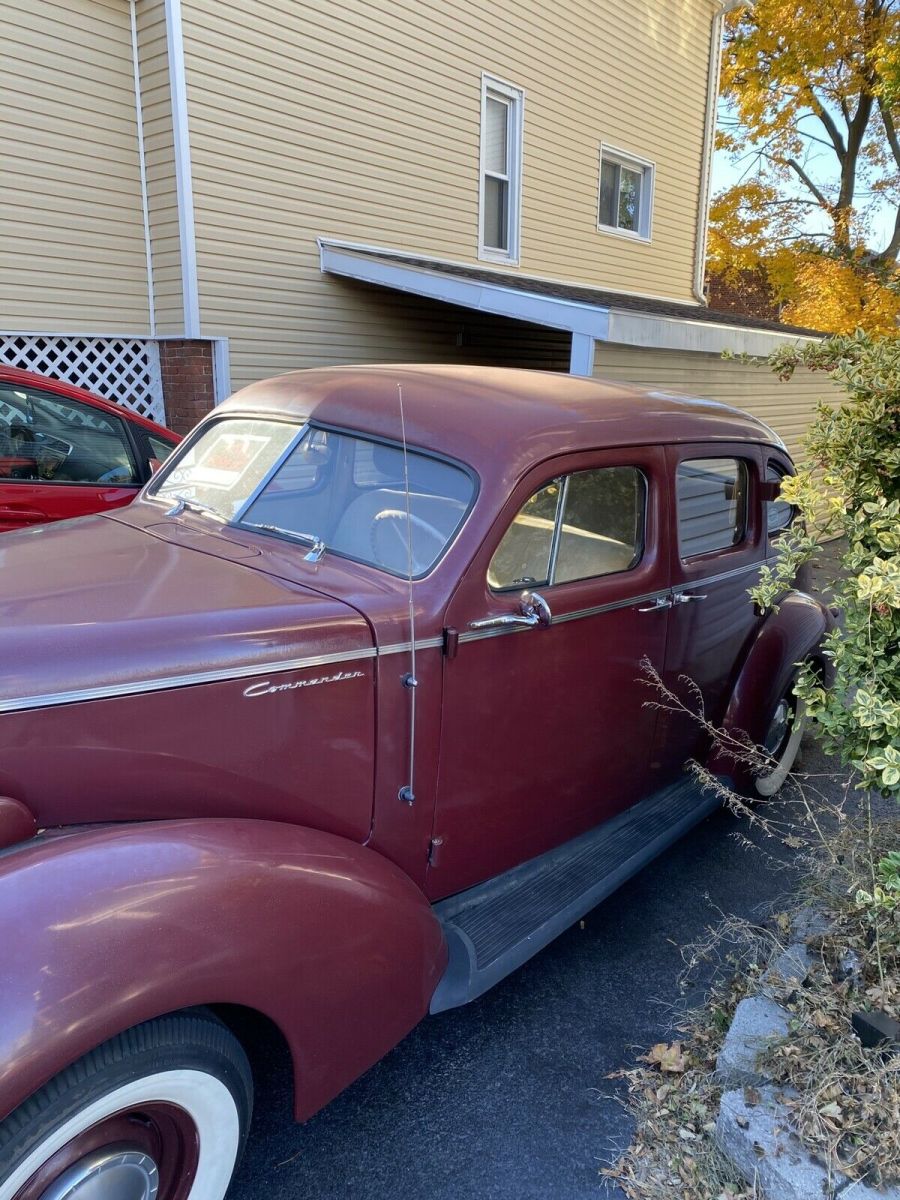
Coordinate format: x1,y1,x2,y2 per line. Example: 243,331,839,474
710,0,900,334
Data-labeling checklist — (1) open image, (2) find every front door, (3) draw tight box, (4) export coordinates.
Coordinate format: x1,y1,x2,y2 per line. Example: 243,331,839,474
429,446,671,900
0,380,142,530
649,444,765,781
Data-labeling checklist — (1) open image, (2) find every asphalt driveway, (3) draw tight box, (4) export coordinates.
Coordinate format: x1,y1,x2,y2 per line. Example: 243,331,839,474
229,743,844,1200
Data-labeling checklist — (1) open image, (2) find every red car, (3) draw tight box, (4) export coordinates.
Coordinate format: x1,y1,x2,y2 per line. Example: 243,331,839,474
0,365,180,531
0,366,831,1200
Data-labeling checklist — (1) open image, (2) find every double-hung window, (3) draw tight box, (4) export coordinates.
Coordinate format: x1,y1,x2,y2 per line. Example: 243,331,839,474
598,145,654,240
479,76,523,263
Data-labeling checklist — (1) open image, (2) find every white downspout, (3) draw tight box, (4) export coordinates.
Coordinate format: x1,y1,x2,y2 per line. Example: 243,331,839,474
130,0,156,337
693,0,749,305
165,0,201,337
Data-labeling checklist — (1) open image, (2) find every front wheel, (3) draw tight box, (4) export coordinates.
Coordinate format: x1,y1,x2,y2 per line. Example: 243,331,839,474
0,1011,252,1200
755,692,806,797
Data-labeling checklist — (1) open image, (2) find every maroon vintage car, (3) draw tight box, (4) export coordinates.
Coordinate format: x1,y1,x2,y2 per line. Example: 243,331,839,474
0,366,830,1200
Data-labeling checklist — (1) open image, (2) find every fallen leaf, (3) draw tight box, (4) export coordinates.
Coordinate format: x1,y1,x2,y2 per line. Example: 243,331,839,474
643,1041,686,1073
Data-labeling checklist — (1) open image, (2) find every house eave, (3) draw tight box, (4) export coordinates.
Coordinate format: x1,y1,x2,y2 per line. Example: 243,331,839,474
318,239,821,375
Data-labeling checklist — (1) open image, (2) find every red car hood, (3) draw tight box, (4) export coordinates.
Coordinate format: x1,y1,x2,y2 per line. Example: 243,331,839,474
0,514,373,711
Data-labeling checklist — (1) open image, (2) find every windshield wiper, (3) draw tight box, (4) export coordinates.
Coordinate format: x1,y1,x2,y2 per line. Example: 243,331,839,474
163,493,221,519
240,520,326,562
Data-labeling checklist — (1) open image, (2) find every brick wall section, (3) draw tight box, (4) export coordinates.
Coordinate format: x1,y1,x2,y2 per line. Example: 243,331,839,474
706,271,781,322
158,339,216,433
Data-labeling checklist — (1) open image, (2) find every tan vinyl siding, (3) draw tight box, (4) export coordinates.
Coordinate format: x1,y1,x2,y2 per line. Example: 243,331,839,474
592,344,838,461
181,0,716,379
136,0,183,333
221,277,569,392
0,0,150,331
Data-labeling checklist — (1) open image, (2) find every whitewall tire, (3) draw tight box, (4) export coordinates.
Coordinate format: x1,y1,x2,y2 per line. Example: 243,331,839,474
0,1012,252,1200
755,696,806,797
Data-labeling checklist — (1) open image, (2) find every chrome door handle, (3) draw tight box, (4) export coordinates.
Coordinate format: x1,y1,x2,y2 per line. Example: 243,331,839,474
470,612,541,630
470,589,552,630
637,595,673,612
673,591,707,604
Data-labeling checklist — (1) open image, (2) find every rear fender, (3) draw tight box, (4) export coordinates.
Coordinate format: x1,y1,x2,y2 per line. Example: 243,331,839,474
709,591,834,787
0,819,446,1123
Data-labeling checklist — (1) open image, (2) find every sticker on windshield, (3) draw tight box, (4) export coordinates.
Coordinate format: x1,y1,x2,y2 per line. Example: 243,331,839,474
183,433,271,491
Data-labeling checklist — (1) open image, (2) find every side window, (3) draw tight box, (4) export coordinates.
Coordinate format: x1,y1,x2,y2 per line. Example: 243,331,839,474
676,457,748,558
488,467,645,590
0,384,138,486
488,479,559,590
148,434,177,465
766,462,794,535
598,144,654,240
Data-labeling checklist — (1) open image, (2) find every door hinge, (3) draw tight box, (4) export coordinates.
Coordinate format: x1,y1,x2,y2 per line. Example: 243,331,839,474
428,836,444,867
442,627,459,659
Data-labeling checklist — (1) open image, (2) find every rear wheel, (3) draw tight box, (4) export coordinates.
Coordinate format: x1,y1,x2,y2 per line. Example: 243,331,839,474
0,1012,252,1200
755,691,806,797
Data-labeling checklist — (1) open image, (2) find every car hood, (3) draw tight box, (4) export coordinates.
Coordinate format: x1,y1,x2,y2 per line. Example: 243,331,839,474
0,514,373,712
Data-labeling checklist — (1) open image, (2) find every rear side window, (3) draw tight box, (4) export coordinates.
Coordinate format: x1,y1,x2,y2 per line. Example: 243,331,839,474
147,434,177,464
489,466,645,590
766,462,794,535
676,458,748,558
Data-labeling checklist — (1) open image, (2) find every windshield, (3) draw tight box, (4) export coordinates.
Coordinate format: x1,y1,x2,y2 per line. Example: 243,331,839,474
151,418,475,576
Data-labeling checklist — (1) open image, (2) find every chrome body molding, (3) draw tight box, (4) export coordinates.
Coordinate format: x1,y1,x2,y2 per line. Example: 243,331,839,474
378,637,444,656
0,647,379,715
460,560,761,644
0,562,761,715
0,639,444,715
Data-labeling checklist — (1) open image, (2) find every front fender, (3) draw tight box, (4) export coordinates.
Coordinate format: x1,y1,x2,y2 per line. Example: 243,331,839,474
708,590,834,787
0,819,446,1123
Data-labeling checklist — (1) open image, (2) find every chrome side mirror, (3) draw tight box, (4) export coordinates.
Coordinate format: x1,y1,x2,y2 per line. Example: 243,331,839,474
520,590,552,628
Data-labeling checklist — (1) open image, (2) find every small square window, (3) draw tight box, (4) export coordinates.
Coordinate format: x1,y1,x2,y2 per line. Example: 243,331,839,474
598,146,654,240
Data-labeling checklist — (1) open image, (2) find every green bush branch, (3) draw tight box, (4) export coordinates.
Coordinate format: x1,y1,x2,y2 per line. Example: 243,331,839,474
749,332,900,796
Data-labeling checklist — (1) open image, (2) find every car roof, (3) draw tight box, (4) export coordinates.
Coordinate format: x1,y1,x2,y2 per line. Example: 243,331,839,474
0,364,178,440
219,365,787,473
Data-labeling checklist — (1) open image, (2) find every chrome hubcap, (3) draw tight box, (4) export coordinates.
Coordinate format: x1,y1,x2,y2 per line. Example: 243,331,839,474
763,699,791,757
40,1151,160,1200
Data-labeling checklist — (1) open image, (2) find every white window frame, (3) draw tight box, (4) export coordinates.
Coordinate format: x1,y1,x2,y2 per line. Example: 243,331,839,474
597,143,655,243
478,75,524,265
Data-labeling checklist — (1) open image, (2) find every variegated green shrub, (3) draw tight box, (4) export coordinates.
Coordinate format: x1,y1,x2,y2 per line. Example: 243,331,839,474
752,332,900,796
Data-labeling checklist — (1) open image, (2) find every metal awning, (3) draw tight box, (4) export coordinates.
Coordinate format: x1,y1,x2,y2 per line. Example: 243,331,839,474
319,239,819,376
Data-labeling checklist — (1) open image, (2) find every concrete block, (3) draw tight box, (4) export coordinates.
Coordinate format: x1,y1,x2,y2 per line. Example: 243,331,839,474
791,907,831,941
716,1087,838,1199
716,996,790,1087
716,1088,900,1200
762,944,813,992
839,1178,900,1198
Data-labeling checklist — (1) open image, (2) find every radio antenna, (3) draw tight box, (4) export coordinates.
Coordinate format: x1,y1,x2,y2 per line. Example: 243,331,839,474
397,383,418,805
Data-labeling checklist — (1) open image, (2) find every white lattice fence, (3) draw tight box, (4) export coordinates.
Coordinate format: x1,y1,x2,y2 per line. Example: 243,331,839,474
0,335,166,426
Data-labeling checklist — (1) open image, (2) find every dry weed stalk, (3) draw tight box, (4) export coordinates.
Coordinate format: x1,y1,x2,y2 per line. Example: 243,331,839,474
604,663,900,1196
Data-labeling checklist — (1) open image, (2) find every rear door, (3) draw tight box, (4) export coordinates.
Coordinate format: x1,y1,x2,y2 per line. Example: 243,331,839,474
650,443,765,780
0,381,142,530
429,445,671,900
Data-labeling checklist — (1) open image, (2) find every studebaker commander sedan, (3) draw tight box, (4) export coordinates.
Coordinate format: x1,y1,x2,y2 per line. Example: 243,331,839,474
0,366,832,1200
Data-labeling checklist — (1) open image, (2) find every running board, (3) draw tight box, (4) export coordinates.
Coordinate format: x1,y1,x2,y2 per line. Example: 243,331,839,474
429,776,720,1013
